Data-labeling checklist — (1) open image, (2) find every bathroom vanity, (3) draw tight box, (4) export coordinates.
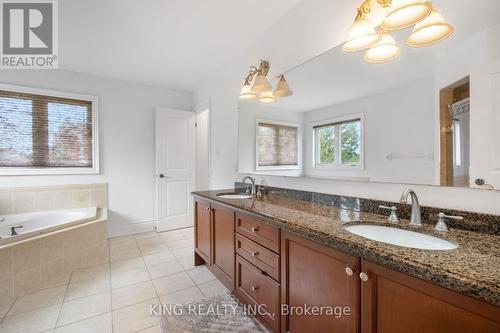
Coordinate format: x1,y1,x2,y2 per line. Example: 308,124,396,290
192,189,500,333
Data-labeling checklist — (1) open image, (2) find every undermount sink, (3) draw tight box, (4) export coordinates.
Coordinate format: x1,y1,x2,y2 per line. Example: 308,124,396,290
344,224,458,251
216,193,252,199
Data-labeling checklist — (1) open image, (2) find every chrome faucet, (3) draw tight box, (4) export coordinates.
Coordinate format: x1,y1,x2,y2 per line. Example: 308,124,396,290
10,225,23,236
399,189,422,227
241,176,256,196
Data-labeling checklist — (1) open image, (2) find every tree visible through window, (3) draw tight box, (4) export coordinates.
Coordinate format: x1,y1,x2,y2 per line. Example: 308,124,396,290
314,118,361,166
0,89,94,169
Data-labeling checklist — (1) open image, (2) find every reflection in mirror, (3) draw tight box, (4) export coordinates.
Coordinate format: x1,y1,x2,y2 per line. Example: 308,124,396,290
238,3,500,189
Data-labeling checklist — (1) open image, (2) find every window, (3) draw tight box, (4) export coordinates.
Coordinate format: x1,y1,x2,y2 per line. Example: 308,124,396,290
0,85,98,175
256,120,300,170
313,115,362,167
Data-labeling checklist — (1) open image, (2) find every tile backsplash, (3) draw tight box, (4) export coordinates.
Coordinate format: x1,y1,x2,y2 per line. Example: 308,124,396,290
0,183,107,215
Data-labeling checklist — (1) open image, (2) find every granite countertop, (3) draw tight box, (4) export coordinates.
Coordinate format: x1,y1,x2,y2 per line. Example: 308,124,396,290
192,190,500,306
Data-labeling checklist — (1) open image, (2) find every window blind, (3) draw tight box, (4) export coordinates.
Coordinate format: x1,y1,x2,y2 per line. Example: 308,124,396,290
257,122,298,167
0,90,93,168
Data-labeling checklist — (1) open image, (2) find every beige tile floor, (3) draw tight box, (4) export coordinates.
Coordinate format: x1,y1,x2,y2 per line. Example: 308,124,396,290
0,227,228,333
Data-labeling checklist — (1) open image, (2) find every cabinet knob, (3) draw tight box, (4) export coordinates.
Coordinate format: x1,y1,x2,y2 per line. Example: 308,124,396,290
251,286,259,291
359,272,369,282
205,207,210,212
345,266,353,276
250,227,258,233
251,252,258,257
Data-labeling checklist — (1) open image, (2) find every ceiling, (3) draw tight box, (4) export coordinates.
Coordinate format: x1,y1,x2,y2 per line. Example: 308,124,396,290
59,0,302,92
242,0,500,112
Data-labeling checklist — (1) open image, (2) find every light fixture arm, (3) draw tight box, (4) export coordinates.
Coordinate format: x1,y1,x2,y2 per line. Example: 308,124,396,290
356,0,392,19
243,59,270,85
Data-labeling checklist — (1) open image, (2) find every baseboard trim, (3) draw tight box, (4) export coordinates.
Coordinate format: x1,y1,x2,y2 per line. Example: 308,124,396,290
107,219,156,238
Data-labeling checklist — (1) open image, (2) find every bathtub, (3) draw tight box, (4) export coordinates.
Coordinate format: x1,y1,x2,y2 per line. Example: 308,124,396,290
0,207,98,247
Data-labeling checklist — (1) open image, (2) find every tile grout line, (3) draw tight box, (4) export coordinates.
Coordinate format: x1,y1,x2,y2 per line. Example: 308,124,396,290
108,229,192,332
52,245,113,331
107,237,114,333
133,232,162,333
53,271,74,330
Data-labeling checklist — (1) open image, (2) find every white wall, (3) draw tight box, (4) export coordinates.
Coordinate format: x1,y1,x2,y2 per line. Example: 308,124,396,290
193,5,500,215
0,70,192,236
304,78,436,184
196,110,210,191
238,102,304,177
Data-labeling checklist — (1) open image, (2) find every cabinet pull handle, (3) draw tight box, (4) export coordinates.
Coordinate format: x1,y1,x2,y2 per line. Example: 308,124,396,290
251,286,259,291
345,266,353,276
359,272,369,282
251,251,258,257
251,227,258,233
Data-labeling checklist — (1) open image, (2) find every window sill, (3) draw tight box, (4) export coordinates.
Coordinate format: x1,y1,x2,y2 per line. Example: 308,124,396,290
0,167,99,176
256,166,301,171
313,164,363,171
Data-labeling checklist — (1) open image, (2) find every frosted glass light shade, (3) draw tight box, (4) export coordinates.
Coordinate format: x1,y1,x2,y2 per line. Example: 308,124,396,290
273,75,293,97
251,73,273,93
364,33,401,63
381,0,432,30
343,18,380,52
406,11,454,47
239,82,257,100
258,90,276,103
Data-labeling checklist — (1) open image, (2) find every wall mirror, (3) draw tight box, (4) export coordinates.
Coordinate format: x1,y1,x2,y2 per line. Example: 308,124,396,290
238,7,500,190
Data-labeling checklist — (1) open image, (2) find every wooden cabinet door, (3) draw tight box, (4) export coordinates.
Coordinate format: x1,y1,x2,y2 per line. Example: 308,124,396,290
211,203,235,291
360,259,500,333
194,199,211,263
281,231,360,333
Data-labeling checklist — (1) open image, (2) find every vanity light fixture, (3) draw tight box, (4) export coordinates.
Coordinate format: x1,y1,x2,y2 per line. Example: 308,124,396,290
239,60,293,103
364,32,401,63
239,78,257,100
343,0,453,64
258,90,277,103
406,11,454,47
343,15,380,52
381,0,432,31
273,75,293,97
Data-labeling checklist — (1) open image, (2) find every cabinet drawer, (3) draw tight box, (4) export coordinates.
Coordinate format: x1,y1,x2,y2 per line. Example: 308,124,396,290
236,213,280,253
236,233,280,282
236,255,280,332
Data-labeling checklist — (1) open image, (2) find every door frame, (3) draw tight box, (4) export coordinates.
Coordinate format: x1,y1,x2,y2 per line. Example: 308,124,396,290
155,107,197,232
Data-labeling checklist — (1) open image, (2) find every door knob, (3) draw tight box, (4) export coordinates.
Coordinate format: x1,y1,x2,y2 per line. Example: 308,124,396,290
159,174,167,178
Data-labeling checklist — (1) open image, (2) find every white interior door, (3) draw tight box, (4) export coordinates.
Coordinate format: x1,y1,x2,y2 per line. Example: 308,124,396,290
470,59,500,189
156,108,196,231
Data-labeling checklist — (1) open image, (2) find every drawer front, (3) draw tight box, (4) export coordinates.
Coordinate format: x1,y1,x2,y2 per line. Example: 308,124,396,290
236,256,280,332
236,233,280,282
236,213,280,253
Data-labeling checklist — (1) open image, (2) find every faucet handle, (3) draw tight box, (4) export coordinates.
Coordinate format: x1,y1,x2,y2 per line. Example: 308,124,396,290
379,205,399,224
10,225,23,236
435,213,463,232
